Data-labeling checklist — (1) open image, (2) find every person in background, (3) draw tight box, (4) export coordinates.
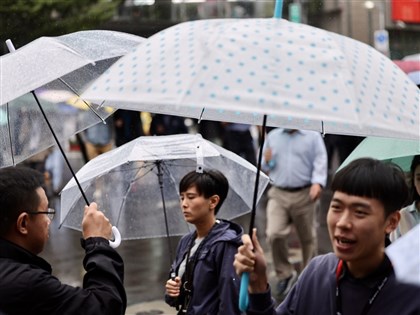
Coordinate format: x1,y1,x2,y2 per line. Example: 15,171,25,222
222,123,257,165
234,158,420,315
44,145,65,196
22,148,52,174
165,170,243,314
323,134,364,177
390,155,420,241
0,167,126,314
197,120,224,145
84,117,114,161
114,109,143,147
261,128,327,297
149,113,188,136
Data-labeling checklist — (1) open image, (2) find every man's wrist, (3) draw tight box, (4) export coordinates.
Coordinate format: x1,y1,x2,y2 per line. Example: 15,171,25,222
80,236,108,249
249,275,269,294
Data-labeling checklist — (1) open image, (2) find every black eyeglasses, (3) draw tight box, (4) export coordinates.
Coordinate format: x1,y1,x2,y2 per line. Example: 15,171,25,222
27,208,55,220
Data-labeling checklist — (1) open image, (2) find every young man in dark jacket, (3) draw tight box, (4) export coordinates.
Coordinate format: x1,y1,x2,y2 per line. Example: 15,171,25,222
165,170,243,314
234,158,420,315
0,167,126,315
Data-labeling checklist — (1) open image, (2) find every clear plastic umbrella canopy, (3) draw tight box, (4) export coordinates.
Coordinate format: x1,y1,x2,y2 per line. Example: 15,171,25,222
0,30,144,167
82,18,420,140
60,134,269,240
386,224,420,286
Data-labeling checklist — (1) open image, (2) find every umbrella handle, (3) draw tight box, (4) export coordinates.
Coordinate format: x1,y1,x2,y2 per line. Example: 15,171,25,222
239,272,250,311
109,226,121,249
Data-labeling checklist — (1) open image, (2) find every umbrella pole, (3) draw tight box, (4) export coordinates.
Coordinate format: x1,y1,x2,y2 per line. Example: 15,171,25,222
248,114,267,235
273,0,284,18
239,114,267,312
156,161,175,262
31,91,90,206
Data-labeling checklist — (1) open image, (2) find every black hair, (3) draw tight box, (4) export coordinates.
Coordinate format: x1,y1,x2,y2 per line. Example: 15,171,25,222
0,166,45,237
179,169,229,215
331,158,408,218
410,155,420,202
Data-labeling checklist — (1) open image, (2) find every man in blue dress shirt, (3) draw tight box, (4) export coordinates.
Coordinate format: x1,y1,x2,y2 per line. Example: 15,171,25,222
262,128,327,297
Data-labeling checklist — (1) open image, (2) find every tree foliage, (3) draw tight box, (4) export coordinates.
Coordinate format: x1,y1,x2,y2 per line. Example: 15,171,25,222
0,0,121,52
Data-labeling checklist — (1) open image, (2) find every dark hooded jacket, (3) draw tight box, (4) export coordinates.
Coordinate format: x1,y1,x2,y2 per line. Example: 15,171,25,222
165,219,243,315
0,237,126,315
246,253,420,315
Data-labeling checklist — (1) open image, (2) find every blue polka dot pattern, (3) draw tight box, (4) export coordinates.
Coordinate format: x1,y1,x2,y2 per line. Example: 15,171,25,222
83,18,420,140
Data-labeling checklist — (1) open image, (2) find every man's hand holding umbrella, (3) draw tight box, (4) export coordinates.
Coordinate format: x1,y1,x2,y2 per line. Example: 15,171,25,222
234,229,269,294
82,202,112,240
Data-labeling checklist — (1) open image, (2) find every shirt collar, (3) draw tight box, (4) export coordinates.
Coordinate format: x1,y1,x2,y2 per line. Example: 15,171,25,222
407,201,418,213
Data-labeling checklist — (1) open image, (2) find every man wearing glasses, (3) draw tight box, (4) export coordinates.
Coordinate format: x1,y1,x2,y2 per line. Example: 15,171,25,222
0,167,126,314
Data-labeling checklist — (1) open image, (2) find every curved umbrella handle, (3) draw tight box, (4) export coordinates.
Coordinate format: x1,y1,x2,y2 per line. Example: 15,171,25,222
109,226,121,248
239,272,250,312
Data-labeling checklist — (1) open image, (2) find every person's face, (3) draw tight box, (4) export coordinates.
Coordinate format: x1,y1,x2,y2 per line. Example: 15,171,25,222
327,191,398,275
414,165,420,197
180,185,215,225
26,187,51,255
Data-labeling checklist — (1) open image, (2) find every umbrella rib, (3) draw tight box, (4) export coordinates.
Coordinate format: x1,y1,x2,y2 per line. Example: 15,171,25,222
32,90,90,205
116,167,158,226
156,161,175,262
115,166,146,228
161,162,181,191
107,162,156,179
58,78,105,123
198,108,205,123
5,103,15,166
112,160,178,254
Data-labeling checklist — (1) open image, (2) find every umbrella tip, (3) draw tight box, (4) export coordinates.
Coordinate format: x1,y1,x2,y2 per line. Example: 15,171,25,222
5,39,16,52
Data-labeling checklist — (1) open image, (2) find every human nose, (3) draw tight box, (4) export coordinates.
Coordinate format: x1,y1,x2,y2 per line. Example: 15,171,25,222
335,210,352,229
180,198,187,208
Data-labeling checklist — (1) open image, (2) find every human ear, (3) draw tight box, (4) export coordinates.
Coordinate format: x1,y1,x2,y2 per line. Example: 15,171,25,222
16,212,29,235
385,211,400,234
209,195,220,211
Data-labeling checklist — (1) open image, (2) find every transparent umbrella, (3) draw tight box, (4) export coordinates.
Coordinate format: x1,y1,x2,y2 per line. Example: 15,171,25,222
386,224,420,286
60,134,269,241
0,30,144,168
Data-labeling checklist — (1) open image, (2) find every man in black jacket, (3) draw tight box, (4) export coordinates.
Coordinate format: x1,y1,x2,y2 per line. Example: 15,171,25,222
0,166,126,315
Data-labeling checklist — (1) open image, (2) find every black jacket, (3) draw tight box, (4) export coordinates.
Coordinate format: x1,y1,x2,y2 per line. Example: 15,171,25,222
0,237,126,315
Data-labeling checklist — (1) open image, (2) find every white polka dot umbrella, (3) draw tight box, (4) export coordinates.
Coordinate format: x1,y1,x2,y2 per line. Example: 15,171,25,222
83,18,419,140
